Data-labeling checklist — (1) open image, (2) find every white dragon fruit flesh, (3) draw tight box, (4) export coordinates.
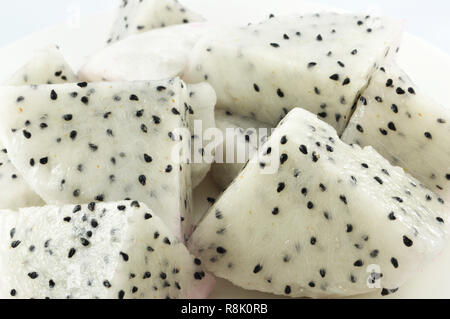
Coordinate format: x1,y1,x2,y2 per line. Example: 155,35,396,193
342,65,450,200
107,0,204,44
187,82,217,188
211,109,271,190
0,200,214,299
189,107,447,298
80,23,208,82
0,79,192,239
184,13,403,134
0,46,78,209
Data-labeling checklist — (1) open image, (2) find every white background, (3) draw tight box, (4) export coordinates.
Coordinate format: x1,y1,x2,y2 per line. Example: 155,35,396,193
0,0,449,54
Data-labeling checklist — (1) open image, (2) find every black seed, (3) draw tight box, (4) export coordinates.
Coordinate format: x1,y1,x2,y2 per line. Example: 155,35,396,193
68,248,76,258
329,74,339,81
391,257,399,268
308,62,317,68
354,260,364,267
280,135,288,144
253,264,263,273
70,130,77,140
280,154,288,165
320,269,326,278
379,128,388,136
171,108,180,115
120,252,129,261
437,217,445,224
387,122,396,131
277,182,285,193
310,237,317,245
129,94,139,101
272,207,279,215
270,43,280,48
89,143,98,151
118,290,125,299
154,232,160,239
28,272,38,279
424,132,432,139
165,165,173,173
396,87,405,95
346,224,353,233
316,34,322,41
73,205,81,213
285,285,291,294
23,130,31,139
351,49,358,55
63,114,73,121
11,240,21,248
381,288,389,296
309,281,315,288
374,176,383,185
386,79,393,87
39,157,48,165
143,272,151,279
307,201,314,209
138,175,146,186
299,145,308,155
80,238,90,246
277,88,284,98
253,83,260,92
403,236,413,247
370,250,379,258
144,213,152,220
163,237,171,245
342,78,350,85
194,271,205,280
217,247,227,254
50,90,58,100
391,104,398,113
81,96,89,104
340,195,347,204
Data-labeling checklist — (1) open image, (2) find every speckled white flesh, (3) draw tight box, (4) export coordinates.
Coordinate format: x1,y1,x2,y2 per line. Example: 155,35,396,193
80,23,209,82
107,0,204,44
0,79,192,239
184,13,403,134
211,109,271,190
0,201,215,299
342,65,450,200
187,82,217,188
0,46,78,209
190,107,447,298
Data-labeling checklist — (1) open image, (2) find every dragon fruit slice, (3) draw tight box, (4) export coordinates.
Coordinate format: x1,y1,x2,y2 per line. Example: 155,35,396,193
0,79,192,239
0,46,78,209
189,107,447,298
187,82,217,188
80,23,208,82
184,13,403,134
342,65,450,200
0,200,214,299
107,0,204,44
211,109,271,190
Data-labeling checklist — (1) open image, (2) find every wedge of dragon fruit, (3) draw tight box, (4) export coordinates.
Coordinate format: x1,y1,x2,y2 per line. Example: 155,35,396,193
189,107,447,298
80,24,217,188
187,82,217,188
107,0,204,44
0,200,214,299
184,13,403,134
0,46,78,209
80,23,208,82
342,65,450,200
0,79,192,239
211,109,271,190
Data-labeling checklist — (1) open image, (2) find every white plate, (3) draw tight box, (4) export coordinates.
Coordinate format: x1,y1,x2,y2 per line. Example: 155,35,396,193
0,0,449,299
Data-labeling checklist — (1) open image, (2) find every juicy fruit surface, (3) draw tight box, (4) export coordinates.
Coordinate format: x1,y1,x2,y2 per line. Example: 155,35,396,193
0,79,192,238
211,109,271,190
190,108,447,298
7,46,77,85
187,83,217,188
184,13,403,134
80,23,209,82
0,201,213,299
107,0,204,44
342,65,450,199
0,46,78,209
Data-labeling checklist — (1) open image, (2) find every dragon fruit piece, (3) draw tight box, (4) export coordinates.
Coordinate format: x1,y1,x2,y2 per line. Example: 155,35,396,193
107,0,204,44
189,107,447,298
187,82,217,188
80,23,209,82
0,200,214,299
7,45,77,85
211,109,271,190
184,13,403,134
342,65,450,200
0,79,192,239
0,46,78,209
